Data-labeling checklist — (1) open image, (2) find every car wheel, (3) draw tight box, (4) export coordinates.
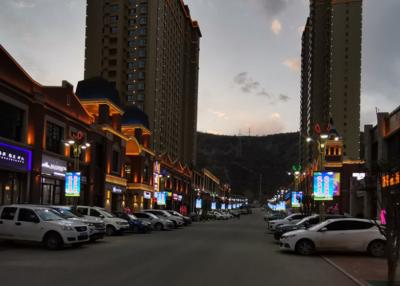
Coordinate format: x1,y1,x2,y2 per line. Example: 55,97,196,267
43,232,63,250
295,239,315,255
368,240,386,257
106,225,116,236
173,221,178,229
154,223,163,231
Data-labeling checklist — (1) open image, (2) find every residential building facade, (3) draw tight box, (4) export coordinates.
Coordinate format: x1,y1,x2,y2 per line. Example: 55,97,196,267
84,0,201,166
299,0,363,168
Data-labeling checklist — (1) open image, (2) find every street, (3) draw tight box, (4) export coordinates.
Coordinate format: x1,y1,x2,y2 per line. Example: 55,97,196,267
0,210,357,286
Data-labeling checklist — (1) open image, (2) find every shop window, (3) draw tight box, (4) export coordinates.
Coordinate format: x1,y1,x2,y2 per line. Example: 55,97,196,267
0,100,25,142
112,151,120,173
46,121,64,154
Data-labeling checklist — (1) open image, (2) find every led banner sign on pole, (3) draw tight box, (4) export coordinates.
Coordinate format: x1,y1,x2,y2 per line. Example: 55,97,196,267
144,192,151,199
195,198,202,209
155,192,166,205
221,203,226,210
313,172,340,201
211,202,216,210
65,172,81,197
291,192,302,208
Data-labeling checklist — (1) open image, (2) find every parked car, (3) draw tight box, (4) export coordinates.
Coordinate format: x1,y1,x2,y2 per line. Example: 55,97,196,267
75,206,130,236
114,212,152,233
143,210,184,228
264,212,285,222
48,205,106,242
268,213,308,231
166,210,192,225
230,210,241,219
213,210,230,220
280,218,386,257
133,212,174,231
208,210,225,220
274,214,349,240
0,205,90,250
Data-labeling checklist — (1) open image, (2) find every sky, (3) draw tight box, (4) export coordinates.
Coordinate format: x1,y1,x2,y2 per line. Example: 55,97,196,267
0,0,399,136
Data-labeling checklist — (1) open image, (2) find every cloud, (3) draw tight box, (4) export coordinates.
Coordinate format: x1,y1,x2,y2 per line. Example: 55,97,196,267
209,109,229,120
233,73,290,104
271,19,282,35
240,112,286,135
13,0,36,8
233,72,260,93
282,57,300,72
261,0,288,16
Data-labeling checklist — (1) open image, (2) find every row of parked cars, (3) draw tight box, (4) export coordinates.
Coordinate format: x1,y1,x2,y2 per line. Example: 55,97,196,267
0,204,193,250
264,211,386,257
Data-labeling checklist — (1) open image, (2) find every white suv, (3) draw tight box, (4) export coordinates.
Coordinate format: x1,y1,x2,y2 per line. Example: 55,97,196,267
76,206,130,236
0,205,89,250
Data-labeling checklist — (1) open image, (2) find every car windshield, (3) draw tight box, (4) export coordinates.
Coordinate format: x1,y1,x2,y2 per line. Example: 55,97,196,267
296,216,317,226
36,209,64,221
146,213,158,219
99,209,115,218
128,214,138,220
53,208,77,219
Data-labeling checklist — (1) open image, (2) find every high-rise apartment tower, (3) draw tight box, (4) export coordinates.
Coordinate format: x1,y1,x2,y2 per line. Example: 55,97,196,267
84,0,201,166
299,0,362,167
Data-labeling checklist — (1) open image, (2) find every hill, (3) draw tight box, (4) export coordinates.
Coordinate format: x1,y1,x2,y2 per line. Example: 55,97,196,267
196,132,299,201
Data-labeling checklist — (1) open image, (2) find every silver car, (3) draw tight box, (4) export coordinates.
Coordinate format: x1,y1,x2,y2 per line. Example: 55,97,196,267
133,212,174,231
48,206,106,241
143,209,185,228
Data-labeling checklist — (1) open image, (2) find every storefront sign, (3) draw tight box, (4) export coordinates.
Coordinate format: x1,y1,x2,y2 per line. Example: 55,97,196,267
382,172,400,188
172,193,178,201
0,141,31,172
65,172,81,197
144,191,151,199
154,191,166,205
112,186,123,194
41,154,67,177
178,195,183,201
352,172,366,181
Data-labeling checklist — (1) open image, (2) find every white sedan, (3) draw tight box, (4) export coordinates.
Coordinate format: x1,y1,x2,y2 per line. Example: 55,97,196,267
268,213,307,231
280,218,386,257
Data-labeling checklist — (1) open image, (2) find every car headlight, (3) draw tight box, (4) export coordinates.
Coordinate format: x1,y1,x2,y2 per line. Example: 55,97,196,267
282,234,296,239
62,225,74,231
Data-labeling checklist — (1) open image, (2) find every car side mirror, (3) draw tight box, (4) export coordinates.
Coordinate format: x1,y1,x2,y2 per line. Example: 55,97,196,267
319,227,328,232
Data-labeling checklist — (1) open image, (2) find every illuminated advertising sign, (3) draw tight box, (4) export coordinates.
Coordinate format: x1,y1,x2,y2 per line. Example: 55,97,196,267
228,204,232,210
144,192,151,199
157,192,167,205
313,172,340,201
65,172,81,197
268,201,286,211
211,202,216,210
195,198,202,209
173,193,178,201
178,195,183,201
221,203,226,210
0,141,32,172
153,161,160,192
291,192,303,208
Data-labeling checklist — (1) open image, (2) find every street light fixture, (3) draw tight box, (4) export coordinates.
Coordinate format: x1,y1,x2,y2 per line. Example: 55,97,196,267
320,134,328,139
306,137,312,143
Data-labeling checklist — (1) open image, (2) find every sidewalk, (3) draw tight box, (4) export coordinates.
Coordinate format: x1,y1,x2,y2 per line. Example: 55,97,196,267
322,254,400,286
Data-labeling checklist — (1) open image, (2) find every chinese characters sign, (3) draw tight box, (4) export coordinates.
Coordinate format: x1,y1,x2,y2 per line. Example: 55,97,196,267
313,172,340,201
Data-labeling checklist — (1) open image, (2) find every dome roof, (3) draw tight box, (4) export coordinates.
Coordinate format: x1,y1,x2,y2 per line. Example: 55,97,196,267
76,77,121,107
122,105,149,129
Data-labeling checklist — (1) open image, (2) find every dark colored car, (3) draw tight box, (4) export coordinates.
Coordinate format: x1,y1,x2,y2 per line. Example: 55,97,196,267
166,210,192,226
273,214,350,240
114,212,152,233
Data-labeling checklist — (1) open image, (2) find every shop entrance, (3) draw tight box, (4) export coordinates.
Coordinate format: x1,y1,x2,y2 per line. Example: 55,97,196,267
111,193,122,212
0,170,26,205
41,177,63,205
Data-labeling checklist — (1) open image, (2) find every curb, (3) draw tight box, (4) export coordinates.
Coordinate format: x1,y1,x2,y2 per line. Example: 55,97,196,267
321,255,367,286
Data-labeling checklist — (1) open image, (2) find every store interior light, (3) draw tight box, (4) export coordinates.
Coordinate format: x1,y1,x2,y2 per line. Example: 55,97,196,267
85,142,91,147
320,134,328,139
64,143,70,147
68,140,75,145
81,145,87,150
334,137,340,141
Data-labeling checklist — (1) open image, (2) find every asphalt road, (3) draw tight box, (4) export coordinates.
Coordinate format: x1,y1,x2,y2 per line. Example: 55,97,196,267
0,210,358,286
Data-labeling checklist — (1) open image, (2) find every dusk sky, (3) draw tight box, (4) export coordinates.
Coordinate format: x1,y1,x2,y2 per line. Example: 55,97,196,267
1,0,399,135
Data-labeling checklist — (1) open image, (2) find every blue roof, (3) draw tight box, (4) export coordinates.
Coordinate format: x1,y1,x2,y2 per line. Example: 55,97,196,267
122,105,149,129
76,77,121,108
